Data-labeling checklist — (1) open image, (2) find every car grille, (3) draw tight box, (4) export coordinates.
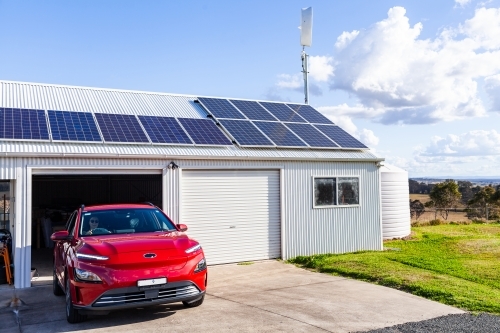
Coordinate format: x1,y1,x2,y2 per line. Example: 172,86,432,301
93,284,201,307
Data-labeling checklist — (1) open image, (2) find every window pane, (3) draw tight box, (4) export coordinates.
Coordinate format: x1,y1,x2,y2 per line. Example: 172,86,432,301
338,177,359,205
314,178,336,206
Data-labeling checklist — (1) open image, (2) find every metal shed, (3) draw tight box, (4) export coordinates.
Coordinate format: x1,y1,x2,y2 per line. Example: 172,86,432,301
0,80,385,288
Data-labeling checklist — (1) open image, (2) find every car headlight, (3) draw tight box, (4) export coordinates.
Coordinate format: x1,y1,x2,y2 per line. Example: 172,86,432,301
194,258,207,273
76,253,109,261
75,268,102,282
185,244,201,254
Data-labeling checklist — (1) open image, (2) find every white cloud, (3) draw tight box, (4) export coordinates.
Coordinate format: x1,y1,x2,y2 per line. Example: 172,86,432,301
276,74,301,90
359,128,379,147
460,7,500,50
335,30,360,50
318,103,385,119
385,129,500,176
275,73,323,96
308,56,334,82
455,0,472,7
420,129,500,157
484,74,500,111
331,6,500,124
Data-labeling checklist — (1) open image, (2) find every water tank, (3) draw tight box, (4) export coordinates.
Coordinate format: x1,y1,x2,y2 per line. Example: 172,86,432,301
380,164,411,239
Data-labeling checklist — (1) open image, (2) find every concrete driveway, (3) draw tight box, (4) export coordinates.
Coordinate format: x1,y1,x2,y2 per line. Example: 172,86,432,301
0,260,464,333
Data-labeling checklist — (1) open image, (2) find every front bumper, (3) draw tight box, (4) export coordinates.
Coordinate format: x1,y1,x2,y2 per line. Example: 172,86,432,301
74,280,204,312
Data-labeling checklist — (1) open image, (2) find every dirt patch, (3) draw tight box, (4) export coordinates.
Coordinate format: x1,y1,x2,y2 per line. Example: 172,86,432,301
455,239,500,255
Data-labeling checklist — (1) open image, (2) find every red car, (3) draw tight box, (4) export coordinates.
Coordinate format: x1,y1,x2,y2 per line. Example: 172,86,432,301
51,203,207,323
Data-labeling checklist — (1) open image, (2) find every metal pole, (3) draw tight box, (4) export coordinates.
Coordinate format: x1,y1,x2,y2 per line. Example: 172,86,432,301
2,194,5,229
301,48,309,104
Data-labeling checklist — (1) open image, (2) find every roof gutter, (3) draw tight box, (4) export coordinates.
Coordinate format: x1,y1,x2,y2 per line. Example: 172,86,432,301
1,151,384,162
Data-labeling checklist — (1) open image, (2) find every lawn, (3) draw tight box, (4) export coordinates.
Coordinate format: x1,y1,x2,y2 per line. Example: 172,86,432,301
289,223,500,314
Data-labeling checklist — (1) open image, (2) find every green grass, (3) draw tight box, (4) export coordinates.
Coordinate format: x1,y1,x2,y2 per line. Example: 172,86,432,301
288,223,500,314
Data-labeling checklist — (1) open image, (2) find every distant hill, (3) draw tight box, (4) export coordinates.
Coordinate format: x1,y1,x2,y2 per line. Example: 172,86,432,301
411,177,500,186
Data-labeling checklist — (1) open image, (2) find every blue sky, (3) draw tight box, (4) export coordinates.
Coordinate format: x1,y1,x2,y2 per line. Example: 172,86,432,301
1,0,499,177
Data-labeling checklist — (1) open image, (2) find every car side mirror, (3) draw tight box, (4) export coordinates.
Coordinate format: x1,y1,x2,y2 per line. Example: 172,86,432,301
177,224,188,232
51,230,71,241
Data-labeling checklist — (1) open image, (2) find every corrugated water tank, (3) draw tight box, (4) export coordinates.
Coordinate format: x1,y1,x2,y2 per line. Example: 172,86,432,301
380,164,411,239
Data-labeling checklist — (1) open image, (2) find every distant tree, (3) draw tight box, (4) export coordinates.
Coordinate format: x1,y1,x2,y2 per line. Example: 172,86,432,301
424,200,437,219
409,199,425,220
458,181,474,204
467,186,498,220
429,180,462,220
420,182,434,194
409,179,420,194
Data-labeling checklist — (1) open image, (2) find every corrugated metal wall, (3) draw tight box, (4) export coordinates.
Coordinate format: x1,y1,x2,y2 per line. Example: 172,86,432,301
0,157,17,179
4,156,381,288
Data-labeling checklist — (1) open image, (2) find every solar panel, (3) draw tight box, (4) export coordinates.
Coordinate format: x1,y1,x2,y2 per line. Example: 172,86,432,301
218,119,274,147
0,107,49,140
259,102,307,123
138,115,193,145
286,104,334,124
229,100,276,121
197,97,246,119
177,118,232,146
48,110,101,142
253,121,307,147
95,113,149,143
285,123,339,148
314,125,368,149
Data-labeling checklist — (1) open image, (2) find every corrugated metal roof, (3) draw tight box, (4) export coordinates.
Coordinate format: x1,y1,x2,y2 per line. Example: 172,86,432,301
0,80,383,161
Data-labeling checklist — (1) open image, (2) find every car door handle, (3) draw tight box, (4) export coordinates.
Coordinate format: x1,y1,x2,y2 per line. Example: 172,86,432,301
229,226,235,228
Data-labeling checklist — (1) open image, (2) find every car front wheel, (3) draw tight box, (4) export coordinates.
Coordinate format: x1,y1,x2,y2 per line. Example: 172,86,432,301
65,278,87,323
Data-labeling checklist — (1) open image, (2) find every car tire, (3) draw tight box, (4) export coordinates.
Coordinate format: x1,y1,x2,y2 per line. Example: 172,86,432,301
182,295,205,308
65,278,87,323
53,267,64,296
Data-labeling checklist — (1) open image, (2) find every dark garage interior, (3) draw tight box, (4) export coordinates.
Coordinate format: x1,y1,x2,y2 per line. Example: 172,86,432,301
30,174,162,284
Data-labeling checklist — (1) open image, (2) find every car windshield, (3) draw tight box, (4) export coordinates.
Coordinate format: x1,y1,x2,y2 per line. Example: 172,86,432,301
79,208,177,236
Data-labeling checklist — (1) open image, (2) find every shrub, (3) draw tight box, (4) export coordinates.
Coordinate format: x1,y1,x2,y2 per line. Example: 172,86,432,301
429,219,444,226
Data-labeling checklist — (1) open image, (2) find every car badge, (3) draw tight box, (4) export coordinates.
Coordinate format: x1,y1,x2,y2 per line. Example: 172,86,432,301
143,253,157,258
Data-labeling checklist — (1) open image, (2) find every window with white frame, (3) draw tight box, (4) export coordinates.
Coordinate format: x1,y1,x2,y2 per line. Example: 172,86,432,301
314,177,359,207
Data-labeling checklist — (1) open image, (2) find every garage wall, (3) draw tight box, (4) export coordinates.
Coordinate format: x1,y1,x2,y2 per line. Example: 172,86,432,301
4,156,381,288
167,159,382,260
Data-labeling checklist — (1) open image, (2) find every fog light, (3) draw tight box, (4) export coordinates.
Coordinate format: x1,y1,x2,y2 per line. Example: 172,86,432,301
194,258,207,273
75,268,102,282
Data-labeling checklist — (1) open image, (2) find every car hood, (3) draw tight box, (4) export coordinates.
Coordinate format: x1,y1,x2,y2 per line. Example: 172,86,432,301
78,232,192,269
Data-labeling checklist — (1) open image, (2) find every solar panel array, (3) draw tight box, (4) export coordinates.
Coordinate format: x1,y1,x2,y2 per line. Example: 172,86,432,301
314,125,367,149
219,119,274,147
0,97,368,150
177,118,232,146
48,110,101,142
287,104,333,125
0,107,232,146
196,97,368,150
138,116,192,145
0,108,49,140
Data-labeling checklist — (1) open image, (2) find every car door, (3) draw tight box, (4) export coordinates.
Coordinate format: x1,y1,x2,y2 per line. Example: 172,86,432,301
54,210,77,285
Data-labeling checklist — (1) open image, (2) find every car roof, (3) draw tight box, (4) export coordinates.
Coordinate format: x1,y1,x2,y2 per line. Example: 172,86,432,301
83,203,155,211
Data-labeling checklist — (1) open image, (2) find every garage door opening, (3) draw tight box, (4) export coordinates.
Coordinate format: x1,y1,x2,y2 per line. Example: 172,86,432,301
31,174,162,286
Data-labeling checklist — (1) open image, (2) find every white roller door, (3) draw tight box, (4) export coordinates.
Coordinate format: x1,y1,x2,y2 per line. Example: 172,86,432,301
181,169,281,265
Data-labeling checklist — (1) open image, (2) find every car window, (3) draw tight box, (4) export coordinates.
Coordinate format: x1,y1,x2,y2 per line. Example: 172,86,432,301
79,208,176,236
